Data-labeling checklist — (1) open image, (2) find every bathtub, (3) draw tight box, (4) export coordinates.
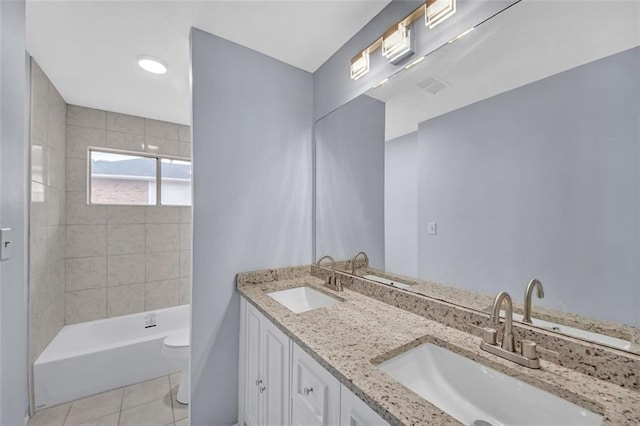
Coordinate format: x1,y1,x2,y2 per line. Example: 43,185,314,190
33,304,189,410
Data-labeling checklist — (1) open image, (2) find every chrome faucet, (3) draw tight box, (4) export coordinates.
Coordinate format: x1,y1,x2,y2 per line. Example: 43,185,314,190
316,255,342,292
523,279,544,324
480,291,540,369
490,291,515,352
350,251,369,275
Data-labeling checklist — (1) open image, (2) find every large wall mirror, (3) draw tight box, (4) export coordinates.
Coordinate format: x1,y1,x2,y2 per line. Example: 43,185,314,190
315,0,640,354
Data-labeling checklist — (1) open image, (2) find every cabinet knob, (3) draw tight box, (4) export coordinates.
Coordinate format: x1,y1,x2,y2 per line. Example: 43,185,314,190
259,385,266,393
255,379,263,387
303,386,314,396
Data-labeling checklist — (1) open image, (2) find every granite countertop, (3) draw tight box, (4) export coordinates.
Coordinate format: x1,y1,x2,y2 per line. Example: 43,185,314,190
237,271,640,425
357,267,639,347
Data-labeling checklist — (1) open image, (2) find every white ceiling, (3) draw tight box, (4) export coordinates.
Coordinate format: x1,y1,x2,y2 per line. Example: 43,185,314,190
26,0,392,125
368,0,640,141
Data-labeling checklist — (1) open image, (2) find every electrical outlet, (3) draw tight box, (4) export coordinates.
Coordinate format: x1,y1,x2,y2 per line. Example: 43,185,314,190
427,222,437,235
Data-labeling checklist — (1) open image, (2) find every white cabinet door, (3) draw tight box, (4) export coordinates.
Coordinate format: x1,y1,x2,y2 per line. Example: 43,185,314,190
240,296,384,426
240,297,291,426
261,319,291,426
291,344,340,426
243,300,263,426
340,385,389,426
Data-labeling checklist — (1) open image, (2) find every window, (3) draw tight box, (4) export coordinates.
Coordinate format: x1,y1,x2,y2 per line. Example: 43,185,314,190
89,149,191,206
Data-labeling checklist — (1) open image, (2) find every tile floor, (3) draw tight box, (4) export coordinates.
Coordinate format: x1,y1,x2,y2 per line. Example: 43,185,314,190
28,374,188,426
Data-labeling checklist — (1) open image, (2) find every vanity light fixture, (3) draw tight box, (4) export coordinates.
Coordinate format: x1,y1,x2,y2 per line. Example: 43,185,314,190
138,56,167,74
382,23,415,65
350,51,370,80
425,0,456,29
349,0,458,80
448,27,475,44
373,78,389,89
404,56,426,70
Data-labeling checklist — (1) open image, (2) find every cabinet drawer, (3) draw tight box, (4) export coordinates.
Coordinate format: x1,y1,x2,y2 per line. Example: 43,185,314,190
292,344,340,425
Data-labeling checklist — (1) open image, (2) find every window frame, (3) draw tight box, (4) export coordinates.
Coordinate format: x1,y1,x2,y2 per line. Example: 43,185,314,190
87,146,192,207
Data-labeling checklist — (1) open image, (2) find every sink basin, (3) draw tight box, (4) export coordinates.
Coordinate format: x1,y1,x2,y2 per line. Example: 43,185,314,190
378,343,602,426
502,310,631,351
363,274,411,289
267,286,339,313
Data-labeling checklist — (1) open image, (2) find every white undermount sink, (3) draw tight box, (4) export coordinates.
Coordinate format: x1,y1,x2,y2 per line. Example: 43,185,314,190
267,286,339,314
500,310,632,351
363,274,411,289
378,343,603,426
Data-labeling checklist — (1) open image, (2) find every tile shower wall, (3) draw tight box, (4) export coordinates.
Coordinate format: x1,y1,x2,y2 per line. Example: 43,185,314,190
29,60,67,370
64,105,191,324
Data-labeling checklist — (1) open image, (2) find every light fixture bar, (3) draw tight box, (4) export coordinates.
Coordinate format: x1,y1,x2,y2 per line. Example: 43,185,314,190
372,78,389,89
404,56,425,70
382,23,414,65
350,51,370,80
448,27,474,44
425,0,456,29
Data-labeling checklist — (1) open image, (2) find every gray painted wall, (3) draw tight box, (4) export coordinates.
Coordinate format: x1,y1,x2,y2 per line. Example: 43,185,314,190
417,47,640,326
190,28,313,424
315,95,385,268
0,0,30,423
385,132,418,277
313,0,516,121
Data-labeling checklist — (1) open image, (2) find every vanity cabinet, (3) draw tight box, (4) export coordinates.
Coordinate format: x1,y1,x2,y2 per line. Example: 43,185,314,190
291,344,340,425
340,386,389,426
240,298,291,426
239,296,388,426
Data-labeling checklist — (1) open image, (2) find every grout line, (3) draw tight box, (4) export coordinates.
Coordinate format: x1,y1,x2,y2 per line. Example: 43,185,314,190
168,374,176,422
61,403,72,426
117,384,124,426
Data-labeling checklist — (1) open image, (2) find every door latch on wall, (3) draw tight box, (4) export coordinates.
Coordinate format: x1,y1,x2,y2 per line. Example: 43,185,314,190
0,228,12,261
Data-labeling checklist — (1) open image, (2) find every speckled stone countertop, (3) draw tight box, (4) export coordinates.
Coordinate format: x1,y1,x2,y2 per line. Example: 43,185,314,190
237,268,640,425
356,267,639,348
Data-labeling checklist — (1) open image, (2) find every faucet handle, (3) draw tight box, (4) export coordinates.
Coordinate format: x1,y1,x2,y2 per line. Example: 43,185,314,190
482,327,497,345
521,340,538,360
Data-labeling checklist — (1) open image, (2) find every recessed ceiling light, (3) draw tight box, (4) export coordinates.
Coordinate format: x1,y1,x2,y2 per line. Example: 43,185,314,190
138,56,167,74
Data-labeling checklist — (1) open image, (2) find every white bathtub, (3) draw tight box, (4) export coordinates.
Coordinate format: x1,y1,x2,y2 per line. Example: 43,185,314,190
34,304,190,410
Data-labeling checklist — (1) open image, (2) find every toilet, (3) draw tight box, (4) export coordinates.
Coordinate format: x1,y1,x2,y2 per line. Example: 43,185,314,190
162,328,190,404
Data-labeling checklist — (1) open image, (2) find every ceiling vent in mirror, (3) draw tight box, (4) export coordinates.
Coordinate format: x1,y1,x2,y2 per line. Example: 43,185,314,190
426,0,456,29
416,76,449,94
382,23,415,65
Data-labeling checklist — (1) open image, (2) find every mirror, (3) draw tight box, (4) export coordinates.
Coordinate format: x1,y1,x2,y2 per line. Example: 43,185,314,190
315,0,640,354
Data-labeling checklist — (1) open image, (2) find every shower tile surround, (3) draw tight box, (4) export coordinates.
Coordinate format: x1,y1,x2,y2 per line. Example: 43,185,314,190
64,105,192,323
29,59,67,384
28,63,192,419
237,265,640,425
